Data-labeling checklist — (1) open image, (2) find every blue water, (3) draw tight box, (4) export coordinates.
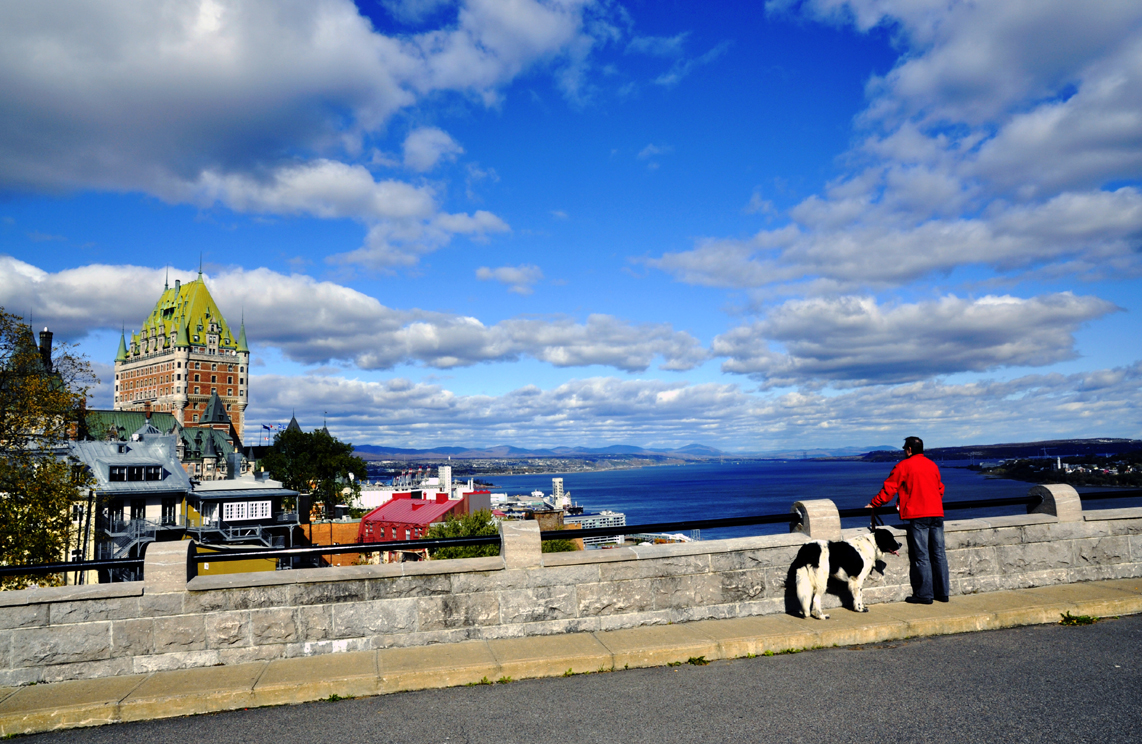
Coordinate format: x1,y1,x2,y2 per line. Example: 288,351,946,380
487,460,1086,540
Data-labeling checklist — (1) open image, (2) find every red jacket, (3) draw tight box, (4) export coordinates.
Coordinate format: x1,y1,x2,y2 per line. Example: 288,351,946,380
871,454,945,519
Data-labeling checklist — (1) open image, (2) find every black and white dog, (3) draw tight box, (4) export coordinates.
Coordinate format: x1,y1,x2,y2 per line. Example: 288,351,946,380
791,528,902,619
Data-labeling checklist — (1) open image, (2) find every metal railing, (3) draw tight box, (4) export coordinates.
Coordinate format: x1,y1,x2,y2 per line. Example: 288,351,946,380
1,489,1139,580
0,558,144,579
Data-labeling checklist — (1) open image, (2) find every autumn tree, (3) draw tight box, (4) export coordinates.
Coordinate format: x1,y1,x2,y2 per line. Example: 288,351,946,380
262,427,367,516
0,309,96,588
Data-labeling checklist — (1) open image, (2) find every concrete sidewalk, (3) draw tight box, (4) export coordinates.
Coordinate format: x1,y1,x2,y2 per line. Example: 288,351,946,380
2,578,1140,737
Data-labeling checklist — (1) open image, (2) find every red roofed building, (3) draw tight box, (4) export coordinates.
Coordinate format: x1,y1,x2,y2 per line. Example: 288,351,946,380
357,493,466,544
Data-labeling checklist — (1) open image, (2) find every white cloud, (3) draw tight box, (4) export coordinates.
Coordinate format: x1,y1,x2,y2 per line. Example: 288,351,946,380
638,143,672,159
0,0,616,218
653,40,731,88
626,32,689,57
0,257,705,373
712,293,1120,386
647,2,1142,293
402,126,464,172
476,263,544,294
243,361,1142,449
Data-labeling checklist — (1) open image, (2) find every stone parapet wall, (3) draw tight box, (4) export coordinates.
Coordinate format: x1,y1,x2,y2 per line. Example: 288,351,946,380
1,487,1140,687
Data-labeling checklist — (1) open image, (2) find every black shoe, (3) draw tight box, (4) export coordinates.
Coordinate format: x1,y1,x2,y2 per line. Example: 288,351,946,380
905,596,933,605
935,596,949,603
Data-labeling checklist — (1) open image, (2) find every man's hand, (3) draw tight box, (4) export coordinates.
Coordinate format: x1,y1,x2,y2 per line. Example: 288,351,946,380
864,503,875,509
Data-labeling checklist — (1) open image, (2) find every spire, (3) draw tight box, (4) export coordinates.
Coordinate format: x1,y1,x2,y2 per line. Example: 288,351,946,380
198,253,203,278
286,411,301,432
237,313,249,353
164,266,169,290
116,327,128,362
175,314,190,347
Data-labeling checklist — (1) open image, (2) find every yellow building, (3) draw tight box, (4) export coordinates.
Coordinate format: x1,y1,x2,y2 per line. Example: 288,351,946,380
113,271,250,440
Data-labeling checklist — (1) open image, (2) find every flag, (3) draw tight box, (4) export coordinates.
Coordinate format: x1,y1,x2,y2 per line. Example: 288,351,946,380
263,424,271,430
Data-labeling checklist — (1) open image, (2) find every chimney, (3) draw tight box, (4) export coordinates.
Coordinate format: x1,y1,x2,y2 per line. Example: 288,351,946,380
143,401,152,420
38,327,53,373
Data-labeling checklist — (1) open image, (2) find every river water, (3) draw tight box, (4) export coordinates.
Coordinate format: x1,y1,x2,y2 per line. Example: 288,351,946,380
487,459,1076,540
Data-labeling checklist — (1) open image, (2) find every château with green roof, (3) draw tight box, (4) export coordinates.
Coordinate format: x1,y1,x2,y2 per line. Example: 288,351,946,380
113,271,250,441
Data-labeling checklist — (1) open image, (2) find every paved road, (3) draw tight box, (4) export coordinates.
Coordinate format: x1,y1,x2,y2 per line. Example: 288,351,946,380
24,615,1142,743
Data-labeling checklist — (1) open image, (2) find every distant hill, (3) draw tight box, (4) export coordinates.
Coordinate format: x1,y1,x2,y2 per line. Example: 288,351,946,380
861,438,1142,463
351,442,725,460
352,438,1141,463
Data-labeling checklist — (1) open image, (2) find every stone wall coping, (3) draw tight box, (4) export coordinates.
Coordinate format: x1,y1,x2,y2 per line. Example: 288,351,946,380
187,555,505,591
1084,506,1142,521
543,531,808,567
0,582,142,608
945,513,1056,531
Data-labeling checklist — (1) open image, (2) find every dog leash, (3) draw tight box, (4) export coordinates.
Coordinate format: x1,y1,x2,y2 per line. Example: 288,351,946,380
869,508,885,532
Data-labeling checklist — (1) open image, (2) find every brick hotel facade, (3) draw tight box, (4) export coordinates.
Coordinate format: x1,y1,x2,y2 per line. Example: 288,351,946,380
113,271,250,440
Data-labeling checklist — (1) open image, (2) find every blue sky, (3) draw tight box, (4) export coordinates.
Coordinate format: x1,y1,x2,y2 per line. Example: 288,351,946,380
2,0,1141,452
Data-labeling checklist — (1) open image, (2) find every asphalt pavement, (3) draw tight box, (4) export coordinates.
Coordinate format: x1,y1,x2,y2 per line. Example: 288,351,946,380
19,613,1141,744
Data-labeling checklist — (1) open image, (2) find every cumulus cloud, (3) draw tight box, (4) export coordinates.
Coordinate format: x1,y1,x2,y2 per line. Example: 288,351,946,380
0,257,705,373
476,263,544,294
648,2,1142,292
712,293,1120,386
0,0,615,266
402,126,464,172
239,361,1142,449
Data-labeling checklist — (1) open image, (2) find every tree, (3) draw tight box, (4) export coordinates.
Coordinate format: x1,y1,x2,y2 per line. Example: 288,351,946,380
261,427,367,516
424,510,499,559
0,309,96,588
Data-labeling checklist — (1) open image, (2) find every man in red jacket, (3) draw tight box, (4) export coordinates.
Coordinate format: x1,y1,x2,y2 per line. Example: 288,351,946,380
865,436,949,604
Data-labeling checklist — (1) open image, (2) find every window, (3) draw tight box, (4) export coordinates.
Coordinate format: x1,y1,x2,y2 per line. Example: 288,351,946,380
211,375,216,383
161,499,177,525
109,466,126,482
130,499,145,520
127,466,144,481
222,500,271,521
194,374,200,382
194,386,200,394
145,465,163,481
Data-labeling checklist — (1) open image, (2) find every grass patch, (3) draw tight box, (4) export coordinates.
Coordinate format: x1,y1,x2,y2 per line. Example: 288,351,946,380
1060,611,1099,626
322,693,355,702
465,676,494,687
496,676,513,684
687,656,709,666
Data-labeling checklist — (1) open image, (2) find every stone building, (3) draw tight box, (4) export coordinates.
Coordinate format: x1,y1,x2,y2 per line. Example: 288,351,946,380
113,270,250,440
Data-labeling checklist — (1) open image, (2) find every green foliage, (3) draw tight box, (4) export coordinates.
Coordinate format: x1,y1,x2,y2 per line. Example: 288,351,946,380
0,309,95,589
425,510,499,559
1060,611,1099,626
687,656,709,666
261,427,367,516
541,524,581,553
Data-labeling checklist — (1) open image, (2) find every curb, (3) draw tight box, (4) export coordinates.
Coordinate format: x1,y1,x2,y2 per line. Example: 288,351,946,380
1,579,1139,737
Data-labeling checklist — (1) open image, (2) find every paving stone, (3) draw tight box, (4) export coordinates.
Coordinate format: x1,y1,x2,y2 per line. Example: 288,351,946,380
378,640,499,692
0,673,146,737
487,633,612,679
594,623,719,669
119,662,266,721
253,650,379,706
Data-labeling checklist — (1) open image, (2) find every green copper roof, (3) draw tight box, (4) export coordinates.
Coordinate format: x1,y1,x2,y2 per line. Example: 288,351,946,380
115,332,128,362
237,320,248,353
127,276,239,356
